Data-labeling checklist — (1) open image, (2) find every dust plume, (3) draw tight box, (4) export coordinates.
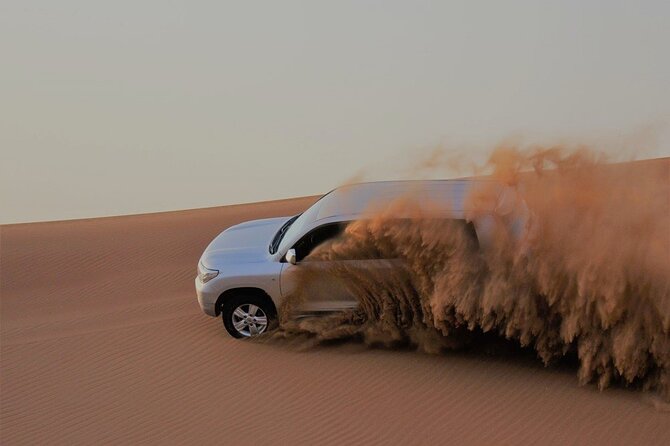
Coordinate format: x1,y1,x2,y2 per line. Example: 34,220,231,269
275,147,670,398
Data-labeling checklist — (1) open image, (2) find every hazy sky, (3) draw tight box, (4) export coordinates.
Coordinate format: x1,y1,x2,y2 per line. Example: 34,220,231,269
2,0,669,224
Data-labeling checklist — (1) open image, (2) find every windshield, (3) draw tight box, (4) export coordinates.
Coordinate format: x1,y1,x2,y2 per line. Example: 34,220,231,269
274,198,325,255
269,214,299,254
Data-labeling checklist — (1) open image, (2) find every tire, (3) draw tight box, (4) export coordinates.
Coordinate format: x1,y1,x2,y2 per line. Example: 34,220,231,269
221,293,277,338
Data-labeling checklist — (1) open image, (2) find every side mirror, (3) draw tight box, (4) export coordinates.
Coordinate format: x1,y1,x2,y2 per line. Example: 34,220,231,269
285,248,297,265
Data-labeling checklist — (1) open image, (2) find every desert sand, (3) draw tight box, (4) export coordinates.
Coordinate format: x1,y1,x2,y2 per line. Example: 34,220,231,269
1,196,669,445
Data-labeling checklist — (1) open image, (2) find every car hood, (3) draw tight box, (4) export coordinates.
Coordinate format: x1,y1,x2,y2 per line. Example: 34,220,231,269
200,216,292,267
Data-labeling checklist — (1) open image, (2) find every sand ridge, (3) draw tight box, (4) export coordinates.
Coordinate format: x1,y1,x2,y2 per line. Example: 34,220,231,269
1,195,669,445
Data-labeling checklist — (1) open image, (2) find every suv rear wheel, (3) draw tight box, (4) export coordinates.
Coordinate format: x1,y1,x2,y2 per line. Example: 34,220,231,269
222,294,276,338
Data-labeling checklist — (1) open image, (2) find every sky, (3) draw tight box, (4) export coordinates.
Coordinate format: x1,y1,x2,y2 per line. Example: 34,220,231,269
1,0,669,224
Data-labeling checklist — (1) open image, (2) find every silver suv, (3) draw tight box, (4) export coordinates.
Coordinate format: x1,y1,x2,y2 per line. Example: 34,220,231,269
196,180,521,338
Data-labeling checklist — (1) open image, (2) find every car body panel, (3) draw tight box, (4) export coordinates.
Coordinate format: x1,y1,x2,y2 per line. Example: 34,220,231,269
196,217,290,315
200,216,290,268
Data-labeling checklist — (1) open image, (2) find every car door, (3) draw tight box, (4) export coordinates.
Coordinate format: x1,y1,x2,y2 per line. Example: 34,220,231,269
280,217,479,316
279,222,362,314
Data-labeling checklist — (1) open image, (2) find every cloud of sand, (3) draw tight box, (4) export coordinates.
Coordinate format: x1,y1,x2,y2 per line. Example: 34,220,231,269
273,146,670,399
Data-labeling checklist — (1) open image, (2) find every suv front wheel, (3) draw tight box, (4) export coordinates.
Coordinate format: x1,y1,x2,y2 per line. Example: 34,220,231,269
222,294,276,338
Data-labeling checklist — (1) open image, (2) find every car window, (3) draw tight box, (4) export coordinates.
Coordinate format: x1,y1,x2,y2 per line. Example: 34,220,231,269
288,217,479,262
292,223,346,261
301,218,479,262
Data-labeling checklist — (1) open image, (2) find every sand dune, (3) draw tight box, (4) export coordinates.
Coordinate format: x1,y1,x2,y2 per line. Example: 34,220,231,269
1,196,669,445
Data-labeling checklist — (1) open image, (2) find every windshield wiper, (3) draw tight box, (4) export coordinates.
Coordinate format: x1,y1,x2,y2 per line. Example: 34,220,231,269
269,214,299,254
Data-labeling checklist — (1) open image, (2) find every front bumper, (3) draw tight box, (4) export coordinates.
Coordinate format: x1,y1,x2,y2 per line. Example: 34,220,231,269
195,277,219,317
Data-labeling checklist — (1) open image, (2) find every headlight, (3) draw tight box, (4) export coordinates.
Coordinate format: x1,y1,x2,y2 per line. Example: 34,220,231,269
198,262,219,283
